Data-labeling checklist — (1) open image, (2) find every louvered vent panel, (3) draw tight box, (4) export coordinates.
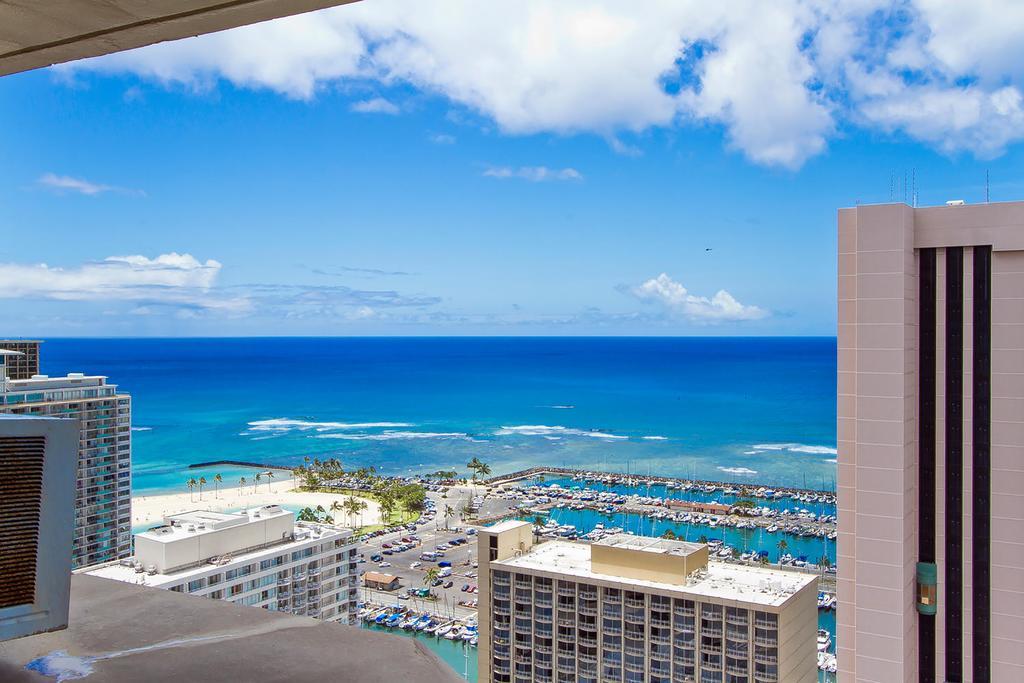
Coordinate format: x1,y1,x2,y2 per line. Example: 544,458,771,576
0,436,44,608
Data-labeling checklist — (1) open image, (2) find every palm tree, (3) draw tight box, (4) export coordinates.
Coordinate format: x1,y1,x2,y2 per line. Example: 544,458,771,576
776,538,789,562
378,494,396,526
533,515,546,541
477,462,492,483
198,476,207,501
817,555,832,575
345,495,366,529
254,472,262,493
213,473,222,498
466,457,483,488
239,476,246,494
424,567,440,589
698,534,709,544
444,505,455,530
330,500,344,525
661,529,677,540
266,471,275,492
186,478,197,502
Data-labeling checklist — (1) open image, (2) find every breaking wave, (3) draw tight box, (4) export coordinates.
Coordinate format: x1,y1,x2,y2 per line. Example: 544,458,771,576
749,443,838,455
719,466,758,475
496,425,628,440
316,431,470,441
243,417,414,436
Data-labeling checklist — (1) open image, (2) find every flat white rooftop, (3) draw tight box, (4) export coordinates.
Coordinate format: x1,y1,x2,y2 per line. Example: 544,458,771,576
139,506,291,543
596,533,705,557
84,519,350,588
496,540,816,608
5,373,112,387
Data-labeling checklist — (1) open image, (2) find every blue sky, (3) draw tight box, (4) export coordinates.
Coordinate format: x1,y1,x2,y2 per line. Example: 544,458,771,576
2,1,1023,336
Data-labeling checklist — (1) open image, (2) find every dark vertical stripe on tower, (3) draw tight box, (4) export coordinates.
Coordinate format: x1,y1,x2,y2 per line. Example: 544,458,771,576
946,246,964,682
919,248,937,683
973,245,992,682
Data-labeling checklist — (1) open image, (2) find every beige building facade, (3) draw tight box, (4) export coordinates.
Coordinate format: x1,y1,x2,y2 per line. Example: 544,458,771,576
478,521,818,683
837,201,1024,682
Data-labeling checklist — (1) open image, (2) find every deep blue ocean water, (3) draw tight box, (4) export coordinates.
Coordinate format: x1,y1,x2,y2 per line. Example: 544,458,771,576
40,337,838,495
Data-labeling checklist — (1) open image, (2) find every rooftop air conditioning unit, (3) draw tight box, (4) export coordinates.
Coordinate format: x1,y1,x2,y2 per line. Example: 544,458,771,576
0,415,78,642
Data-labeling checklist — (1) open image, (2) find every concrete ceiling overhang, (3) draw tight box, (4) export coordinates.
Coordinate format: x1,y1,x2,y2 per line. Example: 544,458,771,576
0,0,360,77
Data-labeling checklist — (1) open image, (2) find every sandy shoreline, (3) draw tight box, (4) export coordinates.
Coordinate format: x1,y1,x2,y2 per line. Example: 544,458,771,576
131,477,384,528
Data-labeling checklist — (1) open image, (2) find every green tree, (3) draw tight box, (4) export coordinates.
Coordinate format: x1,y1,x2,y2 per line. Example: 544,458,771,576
444,505,455,530
198,476,207,501
776,538,789,560
254,472,262,493
213,473,222,498
698,534,709,544
378,492,396,525
817,555,832,574
661,529,677,540
186,477,197,502
343,495,367,529
330,500,343,524
266,470,275,491
239,476,247,494
424,567,440,588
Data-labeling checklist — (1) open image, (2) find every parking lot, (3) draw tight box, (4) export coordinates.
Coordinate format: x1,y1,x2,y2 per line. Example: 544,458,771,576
354,486,518,615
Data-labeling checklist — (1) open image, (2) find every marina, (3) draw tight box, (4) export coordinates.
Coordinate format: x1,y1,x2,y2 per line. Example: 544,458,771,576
359,604,478,681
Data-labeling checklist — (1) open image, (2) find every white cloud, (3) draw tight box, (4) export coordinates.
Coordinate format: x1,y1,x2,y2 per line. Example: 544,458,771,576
38,172,144,196
429,133,456,144
38,173,112,195
483,166,583,182
61,1,1024,166
631,273,767,323
350,97,399,114
0,253,246,312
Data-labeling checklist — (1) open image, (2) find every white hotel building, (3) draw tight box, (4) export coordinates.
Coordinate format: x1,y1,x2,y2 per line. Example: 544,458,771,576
85,505,360,624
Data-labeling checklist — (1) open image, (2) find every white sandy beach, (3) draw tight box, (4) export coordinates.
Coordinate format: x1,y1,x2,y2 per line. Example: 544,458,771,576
131,477,384,529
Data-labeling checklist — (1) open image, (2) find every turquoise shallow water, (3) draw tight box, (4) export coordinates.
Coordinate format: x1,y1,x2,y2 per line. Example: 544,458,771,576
360,622,477,680
41,337,838,496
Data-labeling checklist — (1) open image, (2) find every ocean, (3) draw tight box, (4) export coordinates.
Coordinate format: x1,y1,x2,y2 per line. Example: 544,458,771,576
40,337,838,496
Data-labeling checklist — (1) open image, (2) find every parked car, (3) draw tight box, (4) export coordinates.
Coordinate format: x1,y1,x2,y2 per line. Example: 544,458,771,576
443,581,454,589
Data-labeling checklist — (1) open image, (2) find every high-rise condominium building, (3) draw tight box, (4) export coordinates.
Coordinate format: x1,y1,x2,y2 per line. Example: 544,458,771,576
0,340,41,380
84,506,361,624
837,201,1024,682
478,521,818,683
0,344,132,568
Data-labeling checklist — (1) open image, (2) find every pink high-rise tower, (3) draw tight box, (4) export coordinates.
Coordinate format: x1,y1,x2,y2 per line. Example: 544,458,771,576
837,201,1024,682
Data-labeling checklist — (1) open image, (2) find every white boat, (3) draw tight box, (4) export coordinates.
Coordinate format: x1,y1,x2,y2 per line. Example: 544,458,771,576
816,629,832,652
435,622,453,637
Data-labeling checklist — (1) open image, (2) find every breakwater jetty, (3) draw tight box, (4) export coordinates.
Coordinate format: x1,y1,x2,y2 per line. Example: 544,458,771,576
485,465,836,499
188,459,295,472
